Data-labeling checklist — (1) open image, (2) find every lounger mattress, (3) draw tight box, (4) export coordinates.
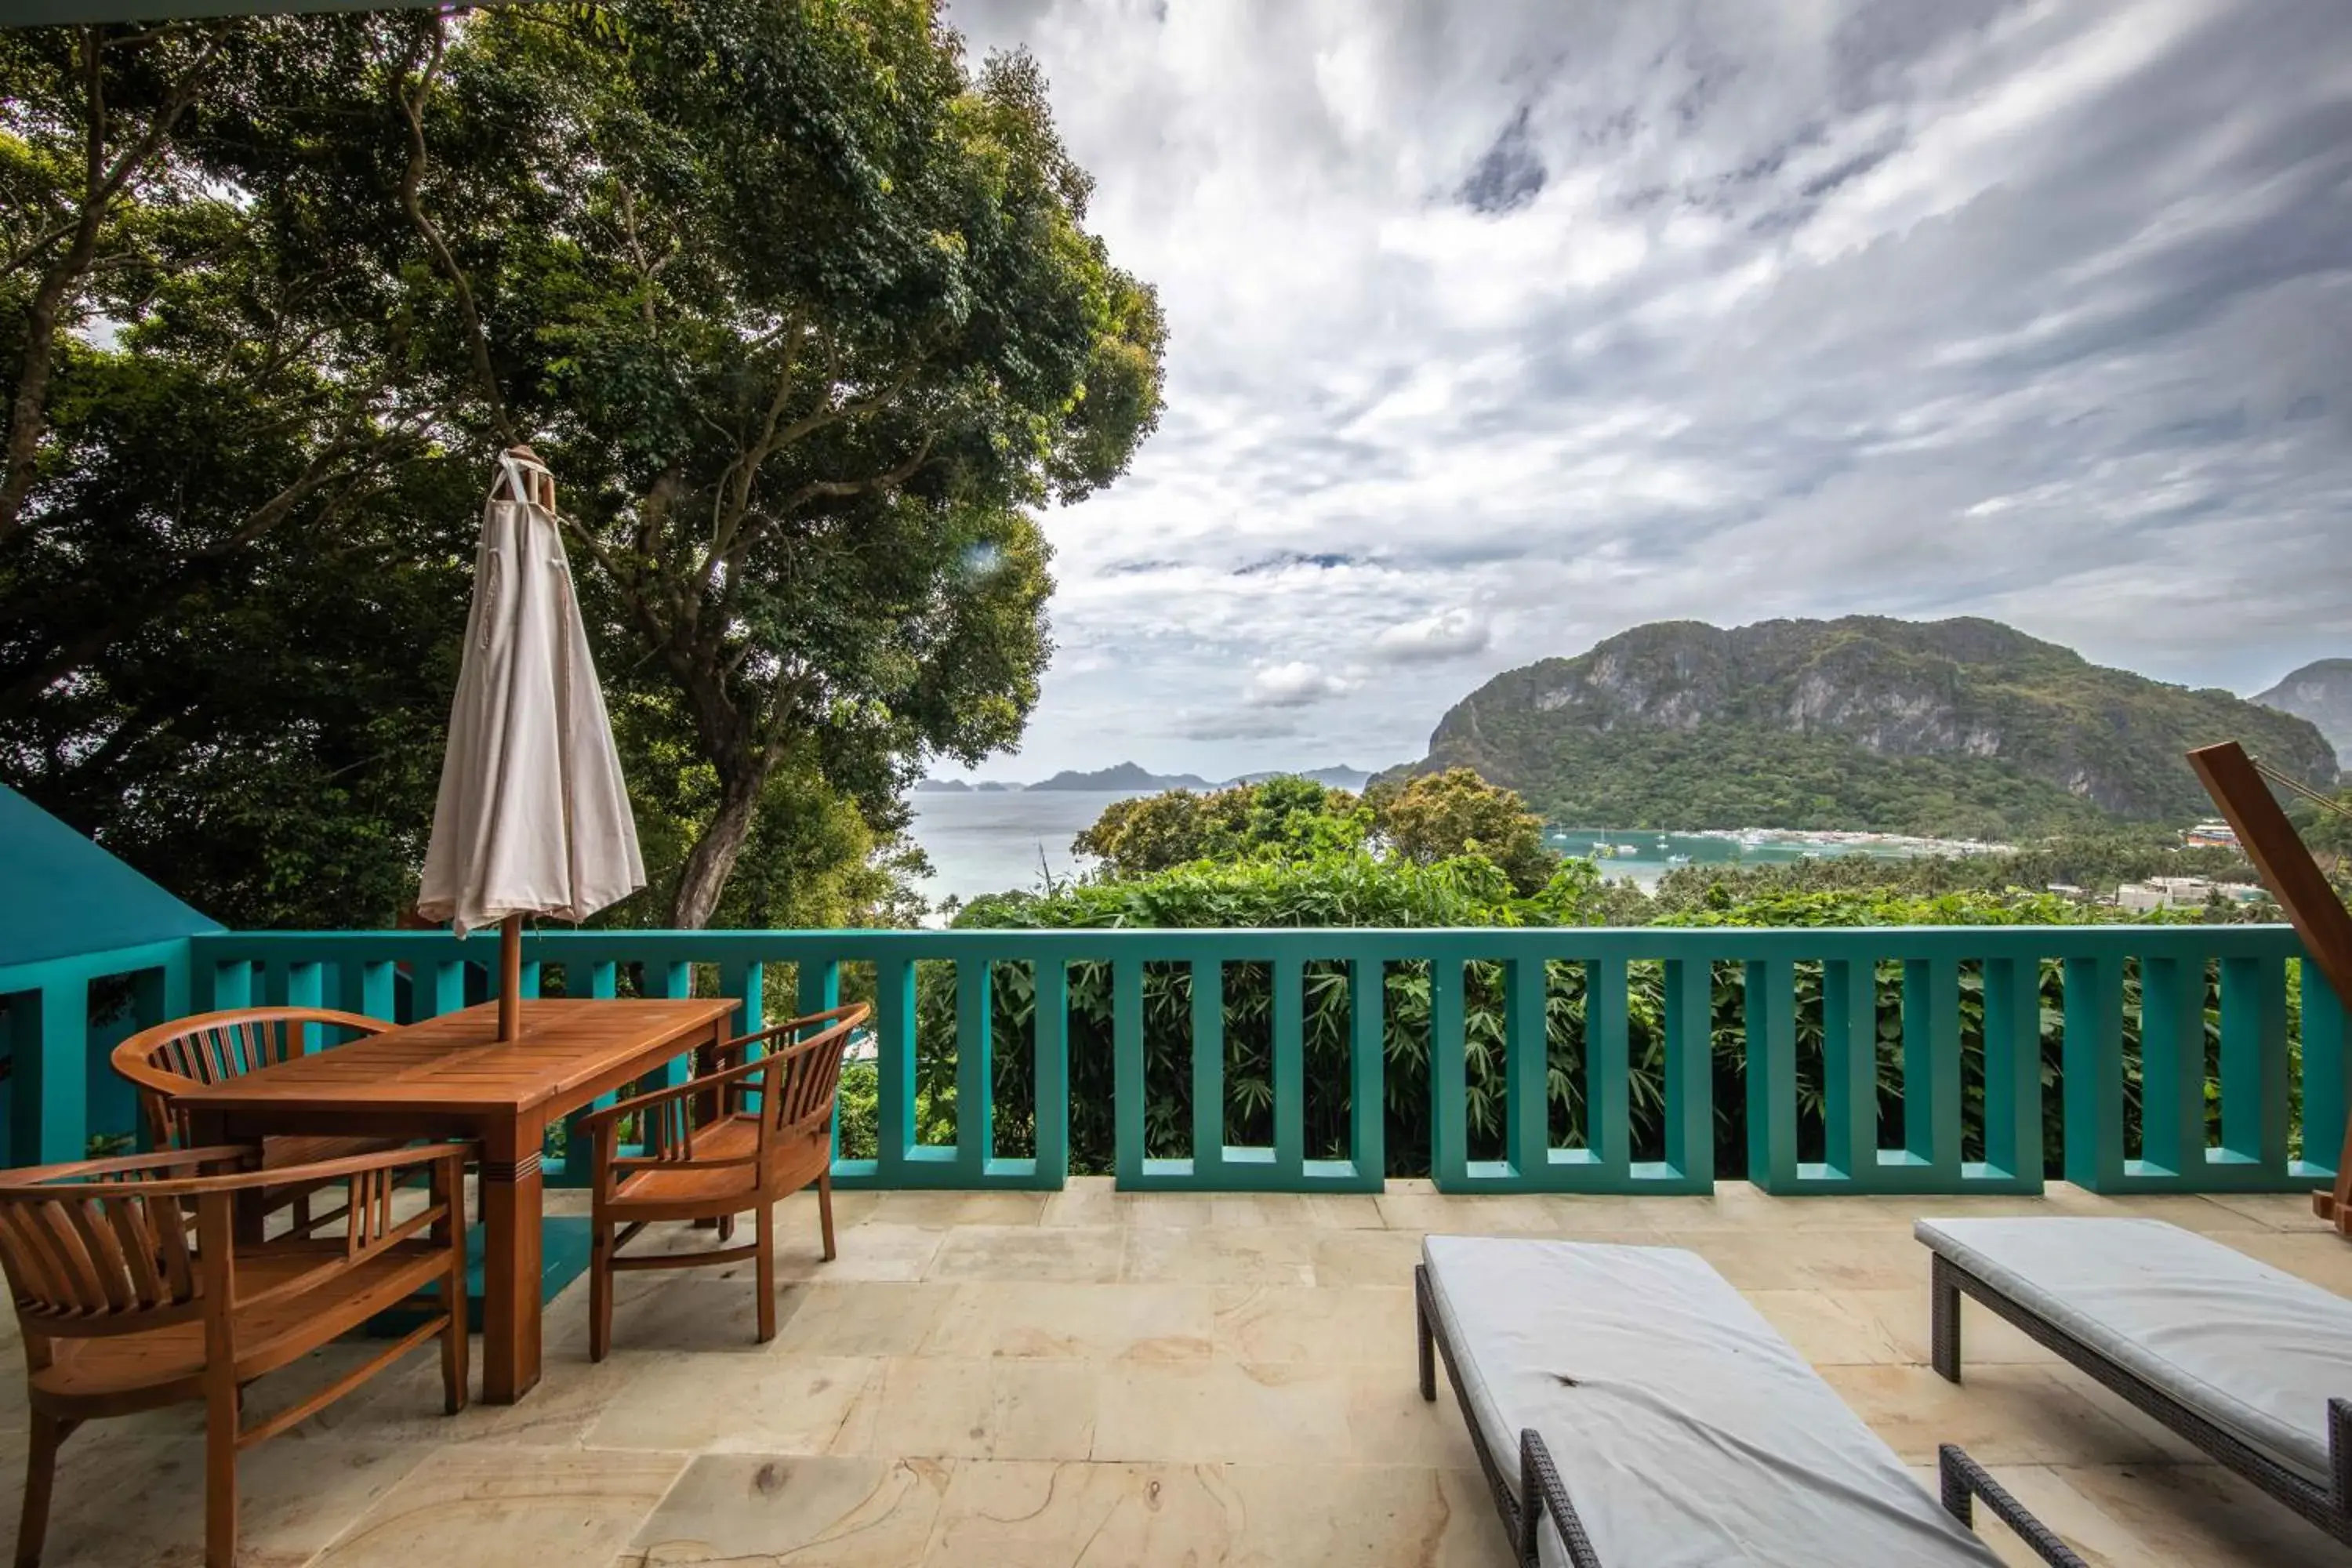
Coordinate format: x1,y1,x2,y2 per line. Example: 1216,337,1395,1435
1421,1235,2002,1567
1917,1215,2352,1486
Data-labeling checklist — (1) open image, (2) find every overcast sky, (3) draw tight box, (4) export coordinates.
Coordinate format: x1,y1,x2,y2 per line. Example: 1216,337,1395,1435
935,0,2352,781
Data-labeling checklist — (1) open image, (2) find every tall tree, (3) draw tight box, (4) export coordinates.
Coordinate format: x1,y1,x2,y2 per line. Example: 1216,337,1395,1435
0,5,1163,932
408,2,1166,924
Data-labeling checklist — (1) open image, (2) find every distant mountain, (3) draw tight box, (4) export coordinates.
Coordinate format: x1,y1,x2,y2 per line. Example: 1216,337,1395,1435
1028,762,1215,793
1227,764,1377,790
2255,659,2352,767
1377,616,2339,839
923,762,1384,794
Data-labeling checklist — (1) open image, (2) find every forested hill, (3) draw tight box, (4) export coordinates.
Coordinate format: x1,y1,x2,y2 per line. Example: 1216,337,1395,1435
1382,617,2339,839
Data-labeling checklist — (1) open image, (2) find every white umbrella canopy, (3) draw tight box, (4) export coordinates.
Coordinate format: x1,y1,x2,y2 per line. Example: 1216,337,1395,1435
416,447,644,1039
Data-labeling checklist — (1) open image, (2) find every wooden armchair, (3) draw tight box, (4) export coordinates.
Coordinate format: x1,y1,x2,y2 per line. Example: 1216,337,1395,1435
111,1008,409,1234
0,1142,470,1568
581,1002,869,1359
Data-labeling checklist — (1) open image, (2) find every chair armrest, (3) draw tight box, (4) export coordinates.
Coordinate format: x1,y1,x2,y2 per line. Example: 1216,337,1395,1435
579,1051,780,1134
15,1142,474,1199
1519,1428,1603,1568
1939,1445,2088,1566
0,1145,261,1188
712,1003,871,1065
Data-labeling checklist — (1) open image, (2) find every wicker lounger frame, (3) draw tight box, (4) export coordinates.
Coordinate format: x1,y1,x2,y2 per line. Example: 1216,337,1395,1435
1931,1249,2352,1545
1413,1262,2087,1568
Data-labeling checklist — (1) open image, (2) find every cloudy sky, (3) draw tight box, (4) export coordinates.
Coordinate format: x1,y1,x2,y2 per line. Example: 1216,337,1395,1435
935,0,2352,781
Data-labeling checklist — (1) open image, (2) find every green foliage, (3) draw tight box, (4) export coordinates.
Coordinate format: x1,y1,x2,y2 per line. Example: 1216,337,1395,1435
1394,617,2341,839
1368,767,1559,895
1071,775,1368,879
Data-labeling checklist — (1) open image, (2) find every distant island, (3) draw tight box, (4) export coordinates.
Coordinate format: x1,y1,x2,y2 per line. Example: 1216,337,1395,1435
1375,615,2338,840
916,762,1379,793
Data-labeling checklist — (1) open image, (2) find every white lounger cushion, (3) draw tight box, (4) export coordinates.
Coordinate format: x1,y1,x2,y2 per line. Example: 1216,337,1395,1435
1421,1235,2002,1568
1916,1216,2352,1486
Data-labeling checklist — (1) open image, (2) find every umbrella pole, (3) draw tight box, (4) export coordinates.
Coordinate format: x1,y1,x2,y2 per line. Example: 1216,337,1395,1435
499,913,523,1041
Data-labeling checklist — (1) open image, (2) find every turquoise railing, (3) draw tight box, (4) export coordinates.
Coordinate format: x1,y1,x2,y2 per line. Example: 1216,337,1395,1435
2,924,2343,1197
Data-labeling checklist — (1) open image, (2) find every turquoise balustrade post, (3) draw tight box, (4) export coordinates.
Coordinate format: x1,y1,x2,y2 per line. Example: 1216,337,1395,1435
338,959,397,1022
877,955,916,1186
2063,956,2126,1189
201,958,253,1011
1657,957,1713,1189
284,960,325,1057
1272,960,1305,1181
1821,958,1875,1178
954,959,993,1181
551,960,624,1189
727,960,763,1040
1501,956,1546,1181
1428,960,1468,1189
425,959,466,1018
1032,959,1071,1188
2217,953,2288,1179
1112,958,1145,1187
2298,966,2348,1187
1345,956,1385,1189
1189,961,1224,1183
654,960,696,1092
1901,956,1961,1174
125,962,191,1152
9,982,85,1165
1586,957,1629,1176
1744,959,1797,1192
2138,955,2203,1178
1977,956,2043,1188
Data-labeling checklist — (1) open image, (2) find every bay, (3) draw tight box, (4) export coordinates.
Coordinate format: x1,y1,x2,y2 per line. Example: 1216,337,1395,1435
906,790,1967,913
906,789,1135,908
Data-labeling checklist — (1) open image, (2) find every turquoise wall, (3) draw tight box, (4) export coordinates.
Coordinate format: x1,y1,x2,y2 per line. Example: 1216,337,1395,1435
0,784,219,967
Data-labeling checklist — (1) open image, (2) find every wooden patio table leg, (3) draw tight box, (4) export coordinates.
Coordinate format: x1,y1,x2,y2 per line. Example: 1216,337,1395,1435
481,1119,546,1404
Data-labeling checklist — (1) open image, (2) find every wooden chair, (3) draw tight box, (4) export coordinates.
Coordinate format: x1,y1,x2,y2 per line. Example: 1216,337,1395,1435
0,1142,470,1568
581,1003,869,1359
111,1008,408,1235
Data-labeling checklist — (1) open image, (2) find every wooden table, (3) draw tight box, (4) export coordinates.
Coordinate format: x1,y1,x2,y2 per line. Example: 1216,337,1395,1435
177,996,738,1403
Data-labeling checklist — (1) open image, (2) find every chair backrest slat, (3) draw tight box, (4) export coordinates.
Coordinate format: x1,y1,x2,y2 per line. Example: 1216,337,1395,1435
65,1199,133,1314
761,1007,863,1142
111,1007,390,1150
0,1166,228,1335
0,1207,64,1308
106,1197,169,1308
33,1205,103,1316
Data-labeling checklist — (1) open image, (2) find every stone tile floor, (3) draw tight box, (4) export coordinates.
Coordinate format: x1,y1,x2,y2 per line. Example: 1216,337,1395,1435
6,1180,2352,1566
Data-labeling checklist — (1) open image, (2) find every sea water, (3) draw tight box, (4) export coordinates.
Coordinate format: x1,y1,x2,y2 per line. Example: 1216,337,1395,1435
905,791,1959,912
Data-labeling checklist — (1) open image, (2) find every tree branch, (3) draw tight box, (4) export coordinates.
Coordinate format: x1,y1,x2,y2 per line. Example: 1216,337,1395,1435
0,23,227,547
395,16,516,449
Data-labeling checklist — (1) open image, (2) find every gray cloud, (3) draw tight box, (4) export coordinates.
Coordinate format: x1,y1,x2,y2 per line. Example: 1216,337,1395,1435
938,0,2352,777
1370,607,1492,663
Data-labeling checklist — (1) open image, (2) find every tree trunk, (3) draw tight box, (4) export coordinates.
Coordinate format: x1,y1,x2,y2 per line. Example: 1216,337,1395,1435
668,755,772,928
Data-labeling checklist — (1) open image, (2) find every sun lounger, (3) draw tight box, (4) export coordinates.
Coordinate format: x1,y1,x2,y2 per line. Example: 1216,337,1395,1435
1918,1215,2352,1545
1414,1235,2084,1566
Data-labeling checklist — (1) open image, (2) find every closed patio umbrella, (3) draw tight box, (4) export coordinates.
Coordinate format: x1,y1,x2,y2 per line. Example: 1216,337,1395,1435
416,446,644,1040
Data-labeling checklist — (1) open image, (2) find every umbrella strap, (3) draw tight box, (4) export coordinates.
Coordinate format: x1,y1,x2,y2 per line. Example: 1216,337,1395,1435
493,451,552,506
